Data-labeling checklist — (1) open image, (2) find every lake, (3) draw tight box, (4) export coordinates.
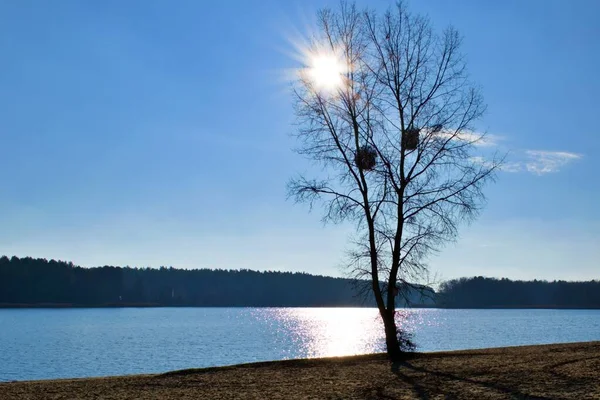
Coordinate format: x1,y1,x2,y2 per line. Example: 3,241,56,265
1,308,599,381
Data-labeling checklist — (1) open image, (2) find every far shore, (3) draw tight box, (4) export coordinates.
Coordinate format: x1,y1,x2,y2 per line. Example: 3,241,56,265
1,341,599,399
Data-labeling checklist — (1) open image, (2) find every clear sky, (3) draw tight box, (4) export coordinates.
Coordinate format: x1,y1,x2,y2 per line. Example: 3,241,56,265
1,0,598,281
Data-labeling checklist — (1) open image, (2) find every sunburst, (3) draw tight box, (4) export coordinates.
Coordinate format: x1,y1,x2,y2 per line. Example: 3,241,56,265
304,49,347,93
282,27,350,95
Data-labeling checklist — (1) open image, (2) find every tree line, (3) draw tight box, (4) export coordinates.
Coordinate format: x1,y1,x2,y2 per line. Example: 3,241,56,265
2,256,597,308
0,256,432,307
437,276,600,308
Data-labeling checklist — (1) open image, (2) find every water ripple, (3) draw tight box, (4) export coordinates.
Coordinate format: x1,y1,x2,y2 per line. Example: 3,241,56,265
1,308,598,381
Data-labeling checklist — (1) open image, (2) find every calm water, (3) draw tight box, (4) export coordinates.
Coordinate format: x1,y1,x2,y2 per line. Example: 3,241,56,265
1,308,599,381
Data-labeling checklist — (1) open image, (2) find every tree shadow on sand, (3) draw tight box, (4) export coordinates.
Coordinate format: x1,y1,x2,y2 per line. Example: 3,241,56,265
391,361,553,400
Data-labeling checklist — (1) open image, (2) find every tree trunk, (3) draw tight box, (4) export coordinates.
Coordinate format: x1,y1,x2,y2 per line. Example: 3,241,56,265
382,310,403,361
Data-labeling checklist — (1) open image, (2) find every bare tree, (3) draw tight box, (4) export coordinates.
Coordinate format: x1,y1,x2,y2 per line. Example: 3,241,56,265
288,1,500,361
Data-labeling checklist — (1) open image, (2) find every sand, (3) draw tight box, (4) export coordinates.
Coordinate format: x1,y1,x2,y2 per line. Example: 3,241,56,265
1,341,599,399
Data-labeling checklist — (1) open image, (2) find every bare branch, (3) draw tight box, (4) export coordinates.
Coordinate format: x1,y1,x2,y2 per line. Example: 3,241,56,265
288,0,500,360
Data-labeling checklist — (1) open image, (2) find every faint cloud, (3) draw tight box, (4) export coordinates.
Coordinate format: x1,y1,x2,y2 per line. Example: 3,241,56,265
498,150,582,174
421,128,582,176
524,150,583,175
500,162,523,173
433,130,501,147
459,129,583,175
469,156,497,169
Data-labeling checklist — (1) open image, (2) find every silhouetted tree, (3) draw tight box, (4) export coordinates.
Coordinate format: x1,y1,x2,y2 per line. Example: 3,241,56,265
288,1,500,360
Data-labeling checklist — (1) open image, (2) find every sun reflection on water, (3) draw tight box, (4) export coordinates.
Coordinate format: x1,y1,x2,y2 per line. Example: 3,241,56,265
260,308,416,358
297,308,382,357
248,308,445,360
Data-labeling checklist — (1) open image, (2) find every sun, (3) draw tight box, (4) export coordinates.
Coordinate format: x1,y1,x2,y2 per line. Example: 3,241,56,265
306,51,346,92
282,29,349,94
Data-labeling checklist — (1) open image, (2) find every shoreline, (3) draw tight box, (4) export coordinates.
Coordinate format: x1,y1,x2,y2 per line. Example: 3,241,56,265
2,341,599,399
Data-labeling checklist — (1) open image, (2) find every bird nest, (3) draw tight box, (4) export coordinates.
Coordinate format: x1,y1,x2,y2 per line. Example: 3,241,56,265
402,128,420,150
355,145,377,170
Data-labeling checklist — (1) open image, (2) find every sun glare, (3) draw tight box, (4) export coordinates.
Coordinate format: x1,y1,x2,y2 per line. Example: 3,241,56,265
307,52,346,92
283,27,349,94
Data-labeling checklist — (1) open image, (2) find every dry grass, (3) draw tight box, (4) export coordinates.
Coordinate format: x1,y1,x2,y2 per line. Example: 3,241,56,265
1,341,599,399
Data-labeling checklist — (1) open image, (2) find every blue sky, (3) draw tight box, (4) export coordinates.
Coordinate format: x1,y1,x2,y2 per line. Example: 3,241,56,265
0,0,598,281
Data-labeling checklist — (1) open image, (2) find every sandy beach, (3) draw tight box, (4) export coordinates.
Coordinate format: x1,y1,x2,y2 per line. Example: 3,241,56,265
1,341,598,399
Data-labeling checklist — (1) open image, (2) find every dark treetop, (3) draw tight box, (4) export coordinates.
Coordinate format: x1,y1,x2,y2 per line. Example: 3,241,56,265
1,256,597,308
437,276,600,309
0,256,432,307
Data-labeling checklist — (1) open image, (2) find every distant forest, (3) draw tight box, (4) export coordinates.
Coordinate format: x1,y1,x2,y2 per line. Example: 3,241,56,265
0,256,431,307
437,277,600,308
1,256,598,308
